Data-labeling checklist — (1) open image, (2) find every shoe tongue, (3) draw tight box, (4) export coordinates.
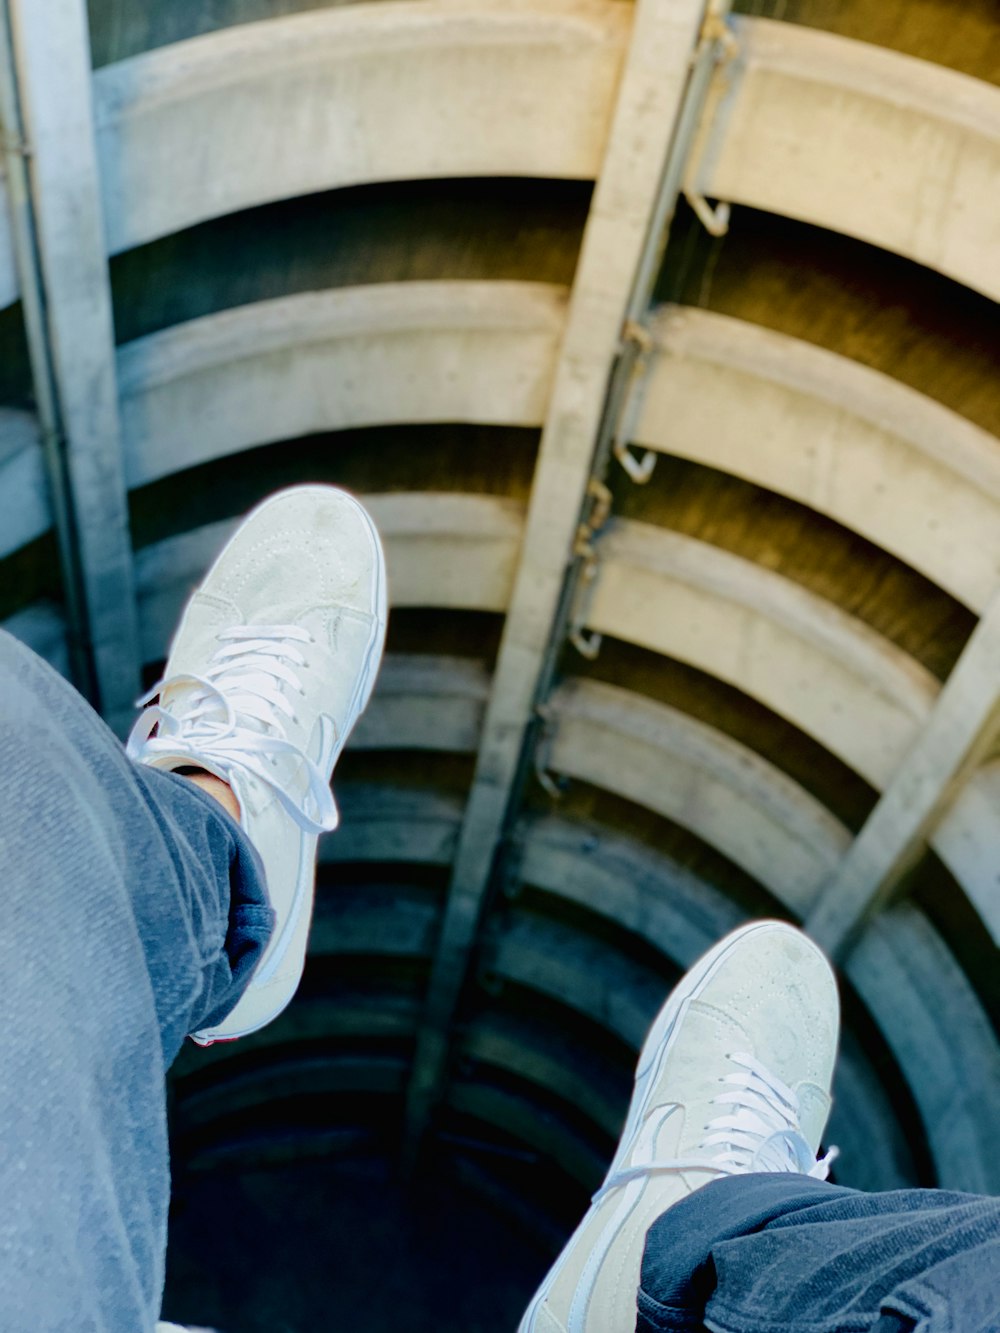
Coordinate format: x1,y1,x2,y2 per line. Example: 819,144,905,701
161,664,272,738
160,678,206,713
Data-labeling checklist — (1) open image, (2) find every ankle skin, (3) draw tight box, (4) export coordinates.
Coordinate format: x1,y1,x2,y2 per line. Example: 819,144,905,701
180,769,241,823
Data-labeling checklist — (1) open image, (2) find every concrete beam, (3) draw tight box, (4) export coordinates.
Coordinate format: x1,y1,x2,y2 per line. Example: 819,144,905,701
0,410,47,559
588,519,938,788
350,655,489,754
635,306,1000,613
1,4,999,322
174,1011,626,1162
485,911,669,1053
172,1053,409,1131
689,17,1000,301
308,882,440,961
169,994,423,1075
850,905,1000,1194
447,1081,607,1190
460,1016,628,1143
93,0,629,258
0,277,559,563
582,516,1000,941
934,761,1000,942
37,281,996,619
549,676,850,916
7,0,139,726
13,286,1000,628
318,785,463,869
405,0,719,1142
118,281,566,488
520,813,743,966
808,589,1000,957
8,278,985,638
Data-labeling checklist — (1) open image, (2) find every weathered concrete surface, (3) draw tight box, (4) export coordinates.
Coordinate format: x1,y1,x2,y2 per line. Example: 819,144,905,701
117,282,566,485
93,1,629,254
689,19,1000,301
636,306,1000,612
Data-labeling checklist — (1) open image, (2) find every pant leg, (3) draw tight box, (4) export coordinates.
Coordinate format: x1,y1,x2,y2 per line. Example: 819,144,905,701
637,1173,1000,1333
0,631,273,1333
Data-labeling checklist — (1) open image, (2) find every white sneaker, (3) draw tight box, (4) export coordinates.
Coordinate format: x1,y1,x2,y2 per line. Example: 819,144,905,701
128,485,387,1043
519,920,840,1333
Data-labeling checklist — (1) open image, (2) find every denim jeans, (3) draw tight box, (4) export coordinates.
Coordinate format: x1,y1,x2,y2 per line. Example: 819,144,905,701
0,630,272,1333
3,630,999,1333
638,1173,1000,1333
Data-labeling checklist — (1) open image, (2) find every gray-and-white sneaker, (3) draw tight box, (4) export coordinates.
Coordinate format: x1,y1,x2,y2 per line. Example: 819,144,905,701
518,919,840,1333
128,485,387,1044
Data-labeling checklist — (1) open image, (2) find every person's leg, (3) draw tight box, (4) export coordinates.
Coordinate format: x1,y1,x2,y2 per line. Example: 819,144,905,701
127,484,387,1043
638,1171,1000,1332
2,485,387,1332
518,918,1000,1333
637,1173,859,1331
518,921,839,1333
0,629,272,1333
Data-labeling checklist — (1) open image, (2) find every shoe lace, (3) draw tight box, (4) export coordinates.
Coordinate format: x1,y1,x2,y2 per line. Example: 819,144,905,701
127,625,337,835
595,1052,836,1203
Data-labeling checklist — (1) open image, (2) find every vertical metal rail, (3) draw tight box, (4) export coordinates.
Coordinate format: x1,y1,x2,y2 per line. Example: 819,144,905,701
535,0,737,703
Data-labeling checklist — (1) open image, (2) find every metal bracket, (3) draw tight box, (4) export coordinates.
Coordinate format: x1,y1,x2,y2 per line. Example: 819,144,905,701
682,7,739,239
568,476,611,661
533,702,565,799
573,476,613,556
683,189,731,237
568,557,603,656
700,7,740,60
569,624,603,660
614,439,658,483
535,766,564,800
612,320,659,485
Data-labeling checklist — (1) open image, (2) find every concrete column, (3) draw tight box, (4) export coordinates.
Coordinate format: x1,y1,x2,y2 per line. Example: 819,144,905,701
405,0,727,1150
7,0,139,727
